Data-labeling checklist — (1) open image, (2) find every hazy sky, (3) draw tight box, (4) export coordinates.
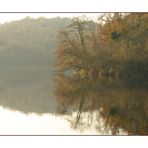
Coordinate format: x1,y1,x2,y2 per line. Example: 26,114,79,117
0,13,100,24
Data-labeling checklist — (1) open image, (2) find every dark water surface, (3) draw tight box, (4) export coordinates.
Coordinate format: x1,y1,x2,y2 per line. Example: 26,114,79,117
0,68,147,135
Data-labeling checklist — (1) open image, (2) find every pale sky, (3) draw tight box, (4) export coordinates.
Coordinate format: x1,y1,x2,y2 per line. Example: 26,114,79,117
0,13,100,24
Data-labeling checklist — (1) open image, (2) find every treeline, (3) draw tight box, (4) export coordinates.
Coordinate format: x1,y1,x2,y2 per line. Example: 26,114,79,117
56,13,148,80
0,17,71,67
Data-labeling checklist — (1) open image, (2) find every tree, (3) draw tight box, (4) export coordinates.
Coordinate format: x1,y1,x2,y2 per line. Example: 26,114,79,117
55,16,101,78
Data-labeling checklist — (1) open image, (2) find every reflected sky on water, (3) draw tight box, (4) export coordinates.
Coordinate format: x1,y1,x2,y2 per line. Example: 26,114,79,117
0,106,114,135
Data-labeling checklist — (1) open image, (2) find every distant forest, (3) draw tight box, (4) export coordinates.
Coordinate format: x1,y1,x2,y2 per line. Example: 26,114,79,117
0,17,71,67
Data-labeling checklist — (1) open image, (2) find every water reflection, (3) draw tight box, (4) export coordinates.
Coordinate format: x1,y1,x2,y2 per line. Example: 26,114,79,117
54,74,148,135
0,68,58,114
0,68,103,134
0,68,147,135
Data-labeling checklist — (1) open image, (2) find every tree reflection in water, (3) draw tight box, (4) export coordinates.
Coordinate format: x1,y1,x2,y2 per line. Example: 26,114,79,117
54,74,148,135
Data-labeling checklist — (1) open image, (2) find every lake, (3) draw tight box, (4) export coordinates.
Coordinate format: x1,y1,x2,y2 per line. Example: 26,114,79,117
0,68,147,135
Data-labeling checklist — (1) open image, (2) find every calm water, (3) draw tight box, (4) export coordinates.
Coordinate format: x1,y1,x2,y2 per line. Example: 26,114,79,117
0,68,147,135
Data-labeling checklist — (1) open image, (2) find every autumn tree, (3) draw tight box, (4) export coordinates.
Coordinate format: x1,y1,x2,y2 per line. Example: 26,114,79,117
55,16,103,78
56,13,148,80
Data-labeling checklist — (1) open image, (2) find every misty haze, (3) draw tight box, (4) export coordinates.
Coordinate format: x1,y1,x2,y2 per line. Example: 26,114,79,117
0,13,147,135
